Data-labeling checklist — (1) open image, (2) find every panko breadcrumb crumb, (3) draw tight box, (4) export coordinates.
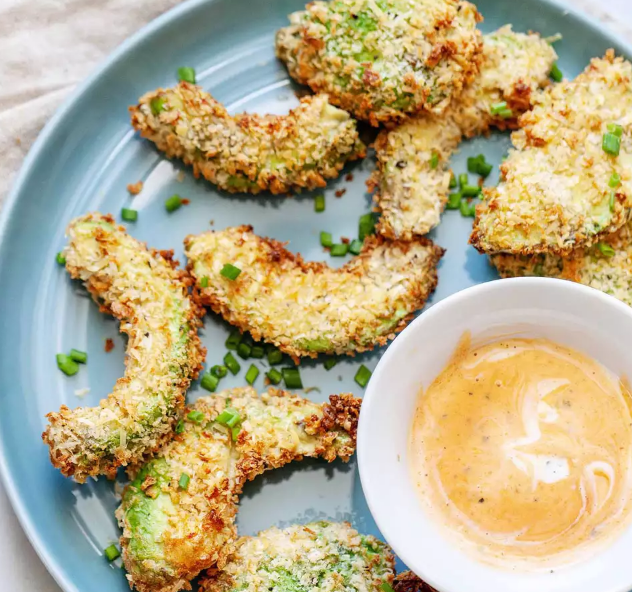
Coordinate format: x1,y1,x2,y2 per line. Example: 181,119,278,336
199,521,394,592
130,84,365,195
369,26,557,239
117,387,361,592
275,0,483,125
490,221,632,307
184,226,444,361
472,51,632,255
42,213,205,483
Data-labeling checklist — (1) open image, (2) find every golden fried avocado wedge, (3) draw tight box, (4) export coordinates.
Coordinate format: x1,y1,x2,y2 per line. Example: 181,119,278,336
199,521,395,592
117,388,361,592
393,571,438,592
472,51,632,256
42,214,205,483
130,83,365,195
370,26,557,239
184,225,444,361
490,221,632,307
275,0,482,126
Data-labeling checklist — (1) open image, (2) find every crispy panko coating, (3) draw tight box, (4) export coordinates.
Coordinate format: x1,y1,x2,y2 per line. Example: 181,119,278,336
369,26,557,239
393,572,438,592
275,0,483,126
199,521,395,592
472,51,632,255
117,387,361,592
42,214,205,483
184,225,444,361
130,84,364,195
490,220,632,306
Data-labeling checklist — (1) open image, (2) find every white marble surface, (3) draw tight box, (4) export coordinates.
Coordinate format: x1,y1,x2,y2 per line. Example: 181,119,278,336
2,0,632,591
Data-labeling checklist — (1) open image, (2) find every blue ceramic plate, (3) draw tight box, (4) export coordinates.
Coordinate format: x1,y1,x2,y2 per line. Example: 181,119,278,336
1,1,630,591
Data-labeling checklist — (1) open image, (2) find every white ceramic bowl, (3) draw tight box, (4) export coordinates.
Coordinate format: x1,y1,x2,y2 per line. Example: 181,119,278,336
358,278,632,592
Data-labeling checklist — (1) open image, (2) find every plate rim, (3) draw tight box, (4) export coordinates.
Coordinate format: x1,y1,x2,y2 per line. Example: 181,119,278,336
2,0,632,590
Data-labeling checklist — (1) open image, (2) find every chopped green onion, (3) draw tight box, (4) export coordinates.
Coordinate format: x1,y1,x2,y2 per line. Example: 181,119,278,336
266,368,283,385
251,345,265,359
354,364,372,387
597,242,615,257
187,410,205,423
267,348,283,365
610,191,616,212
467,154,493,178
498,107,513,119
211,365,228,378
429,152,439,169
608,123,623,137
320,231,333,247
314,194,325,213
69,349,88,364
490,101,508,115
460,200,477,217
381,583,395,592
237,342,252,359
349,239,363,255
216,407,241,427
121,208,138,222
282,367,303,389
458,173,469,188
358,213,376,241
224,352,241,375
56,354,79,376
177,67,196,84
533,263,544,277
245,364,260,385
602,132,621,156
150,96,166,115
461,184,481,197
104,544,120,562
330,243,349,257
175,419,185,434
324,358,338,371
200,372,219,392
231,425,241,441
56,251,66,265
225,331,242,350
165,194,182,212
220,263,242,280
449,173,457,189
178,473,190,490
609,173,621,188
549,63,563,82
446,192,461,210
199,276,209,288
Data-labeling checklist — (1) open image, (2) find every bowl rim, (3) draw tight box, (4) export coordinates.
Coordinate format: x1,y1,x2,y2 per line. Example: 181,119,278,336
358,277,632,592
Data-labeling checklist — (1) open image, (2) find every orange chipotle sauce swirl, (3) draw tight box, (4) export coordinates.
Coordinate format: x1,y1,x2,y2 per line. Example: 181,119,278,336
410,335,632,568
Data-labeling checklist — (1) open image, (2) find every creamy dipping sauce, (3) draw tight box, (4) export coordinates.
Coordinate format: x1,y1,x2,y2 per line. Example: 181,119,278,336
410,335,632,568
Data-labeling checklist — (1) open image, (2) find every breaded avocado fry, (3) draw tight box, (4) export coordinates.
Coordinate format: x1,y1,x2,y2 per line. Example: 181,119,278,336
370,26,557,239
393,571,438,592
184,226,444,360
199,521,395,592
118,388,361,592
42,214,205,482
275,0,483,125
490,220,632,307
130,84,365,195
472,51,632,255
